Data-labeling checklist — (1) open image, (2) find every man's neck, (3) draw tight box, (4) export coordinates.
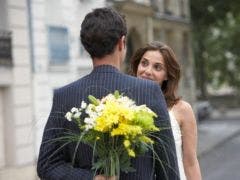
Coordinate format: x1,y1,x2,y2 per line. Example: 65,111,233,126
92,54,121,70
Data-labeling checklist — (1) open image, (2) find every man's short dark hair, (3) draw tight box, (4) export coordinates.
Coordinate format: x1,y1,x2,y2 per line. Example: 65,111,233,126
80,7,127,59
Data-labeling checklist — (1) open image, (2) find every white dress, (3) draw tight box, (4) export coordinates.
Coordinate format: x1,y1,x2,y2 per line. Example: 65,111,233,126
169,110,187,180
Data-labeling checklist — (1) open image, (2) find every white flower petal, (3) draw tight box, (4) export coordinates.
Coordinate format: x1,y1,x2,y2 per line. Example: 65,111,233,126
96,104,104,112
85,124,93,131
73,112,81,119
71,107,78,113
65,112,72,121
84,117,95,125
81,101,87,109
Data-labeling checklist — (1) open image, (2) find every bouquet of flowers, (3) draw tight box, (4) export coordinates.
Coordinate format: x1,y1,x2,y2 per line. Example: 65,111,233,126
64,90,160,178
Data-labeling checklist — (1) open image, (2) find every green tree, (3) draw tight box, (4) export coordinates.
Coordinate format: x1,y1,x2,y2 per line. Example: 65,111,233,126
190,0,240,98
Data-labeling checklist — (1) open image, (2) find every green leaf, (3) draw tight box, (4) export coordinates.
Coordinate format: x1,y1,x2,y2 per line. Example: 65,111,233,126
119,151,136,173
114,90,120,98
88,95,99,105
135,142,148,155
92,160,105,170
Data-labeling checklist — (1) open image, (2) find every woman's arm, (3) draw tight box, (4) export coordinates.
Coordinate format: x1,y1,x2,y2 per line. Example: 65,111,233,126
177,101,202,180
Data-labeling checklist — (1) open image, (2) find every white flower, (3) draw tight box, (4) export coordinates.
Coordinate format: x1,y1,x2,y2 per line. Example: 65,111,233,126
65,112,72,121
101,94,115,103
81,101,87,109
136,104,155,114
84,117,95,131
96,104,104,112
88,112,97,119
73,112,81,119
84,117,95,125
118,96,135,107
71,107,78,113
96,111,102,116
85,104,95,115
85,124,93,131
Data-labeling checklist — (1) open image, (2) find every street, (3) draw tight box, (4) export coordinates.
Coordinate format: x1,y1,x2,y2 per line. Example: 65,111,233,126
198,113,240,180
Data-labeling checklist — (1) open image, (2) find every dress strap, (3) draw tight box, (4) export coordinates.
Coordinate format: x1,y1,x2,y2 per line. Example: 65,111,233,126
168,105,175,113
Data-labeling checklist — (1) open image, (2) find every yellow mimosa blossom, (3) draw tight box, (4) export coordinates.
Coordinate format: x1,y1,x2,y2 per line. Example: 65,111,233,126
96,136,100,140
123,139,131,148
111,123,142,137
127,149,135,157
94,114,118,132
94,100,119,132
139,136,154,144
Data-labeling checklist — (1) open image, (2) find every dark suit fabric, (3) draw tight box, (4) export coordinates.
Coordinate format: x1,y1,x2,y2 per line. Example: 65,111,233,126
37,65,180,180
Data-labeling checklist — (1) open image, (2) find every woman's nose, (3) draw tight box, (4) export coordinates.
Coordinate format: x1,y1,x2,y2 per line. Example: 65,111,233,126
144,66,152,75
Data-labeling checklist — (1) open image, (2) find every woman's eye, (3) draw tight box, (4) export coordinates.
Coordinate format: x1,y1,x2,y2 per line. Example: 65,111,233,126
141,60,148,66
155,64,163,71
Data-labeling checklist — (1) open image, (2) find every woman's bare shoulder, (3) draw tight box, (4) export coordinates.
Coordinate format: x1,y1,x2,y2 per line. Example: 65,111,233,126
173,100,195,123
174,100,193,113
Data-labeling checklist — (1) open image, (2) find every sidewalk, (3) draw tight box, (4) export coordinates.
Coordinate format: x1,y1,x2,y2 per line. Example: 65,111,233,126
197,108,240,157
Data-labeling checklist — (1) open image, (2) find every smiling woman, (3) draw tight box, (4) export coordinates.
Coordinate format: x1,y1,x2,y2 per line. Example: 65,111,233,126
130,41,181,108
137,50,167,85
130,41,202,180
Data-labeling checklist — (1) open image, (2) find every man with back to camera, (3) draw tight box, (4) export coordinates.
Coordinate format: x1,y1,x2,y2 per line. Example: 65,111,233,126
37,7,179,180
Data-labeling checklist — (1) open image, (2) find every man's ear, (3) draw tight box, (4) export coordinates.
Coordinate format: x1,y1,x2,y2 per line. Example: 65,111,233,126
118,36,126,51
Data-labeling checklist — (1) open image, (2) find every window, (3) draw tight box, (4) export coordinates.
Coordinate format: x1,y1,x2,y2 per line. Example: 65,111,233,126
0,30,12,66
180,0,186,17
47,26,69,64
164,0,172,15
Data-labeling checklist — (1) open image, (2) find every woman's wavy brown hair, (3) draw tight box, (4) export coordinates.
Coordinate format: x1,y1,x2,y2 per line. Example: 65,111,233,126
130,41,181,108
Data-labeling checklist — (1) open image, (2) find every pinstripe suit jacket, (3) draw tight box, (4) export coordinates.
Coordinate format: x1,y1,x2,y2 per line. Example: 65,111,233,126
37,65,179,180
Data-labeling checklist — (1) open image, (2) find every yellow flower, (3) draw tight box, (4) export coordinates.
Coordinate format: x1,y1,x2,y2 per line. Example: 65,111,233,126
111,123,142,137
94,100,120,132
94,115,117,132
127,149,135,157
123,139,130,148
139,136,154,144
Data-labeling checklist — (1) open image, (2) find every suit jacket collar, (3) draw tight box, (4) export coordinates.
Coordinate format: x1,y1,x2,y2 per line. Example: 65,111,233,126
92,65,120,73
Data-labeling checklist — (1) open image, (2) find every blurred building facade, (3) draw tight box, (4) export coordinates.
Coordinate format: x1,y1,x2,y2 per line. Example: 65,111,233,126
0,0,195,179
0,0,35,179
112,0,195,104
31,0,105,165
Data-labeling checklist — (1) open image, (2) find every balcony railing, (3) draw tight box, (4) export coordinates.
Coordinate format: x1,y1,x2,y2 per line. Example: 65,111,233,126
0,29,12,66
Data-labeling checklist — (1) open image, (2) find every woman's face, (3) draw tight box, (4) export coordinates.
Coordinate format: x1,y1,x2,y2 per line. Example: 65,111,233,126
137,50,167,85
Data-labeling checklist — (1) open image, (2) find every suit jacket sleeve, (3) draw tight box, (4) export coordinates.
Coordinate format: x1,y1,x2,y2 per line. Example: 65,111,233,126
151,84,180,180
37,90,94,180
